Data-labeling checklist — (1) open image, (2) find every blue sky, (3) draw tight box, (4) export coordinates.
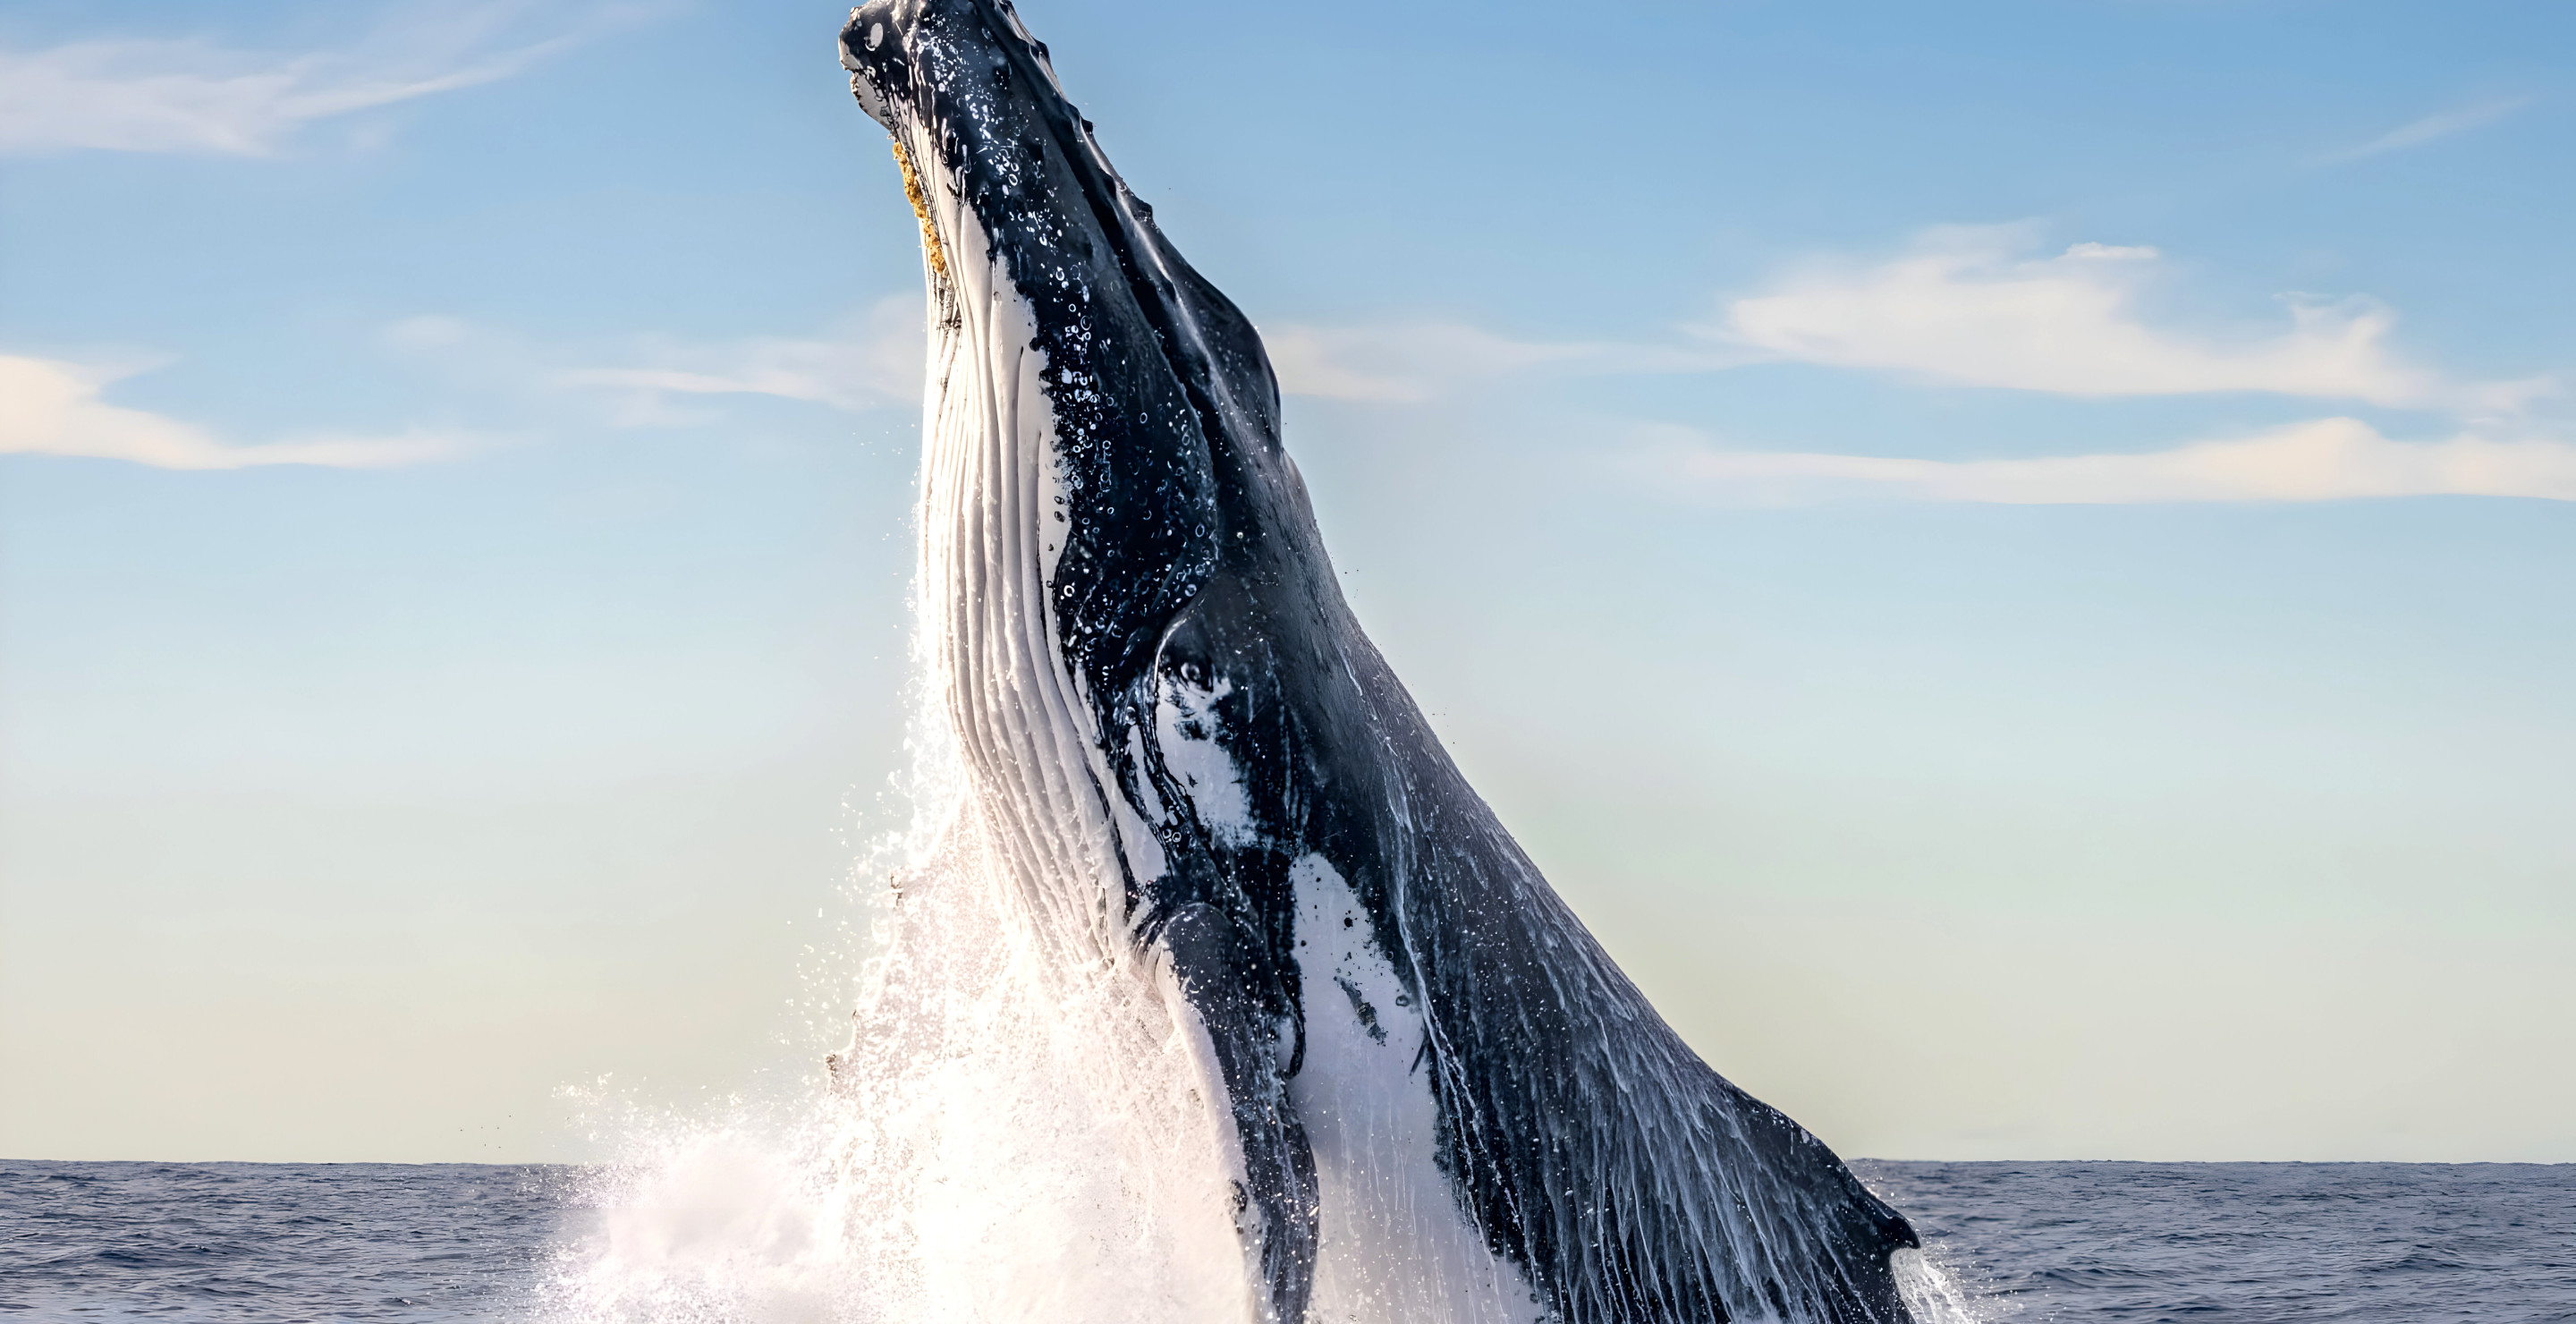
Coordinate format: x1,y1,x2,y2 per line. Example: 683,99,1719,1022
2,0,2571,1162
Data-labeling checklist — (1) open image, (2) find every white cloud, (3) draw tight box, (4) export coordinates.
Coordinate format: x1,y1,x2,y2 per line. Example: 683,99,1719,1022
0,355,465,470
376,300,927,427
551,299,926,422
1711,225,2538,411
1266,322,1604,403
0,300,919,472
1636,417,2576,505
0,5,625,157
1262,227,2547,415
1264,320,1734,403
2318,97,2531,166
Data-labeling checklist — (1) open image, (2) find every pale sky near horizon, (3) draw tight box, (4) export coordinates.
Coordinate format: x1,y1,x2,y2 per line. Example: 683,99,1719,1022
2,0,2571,1165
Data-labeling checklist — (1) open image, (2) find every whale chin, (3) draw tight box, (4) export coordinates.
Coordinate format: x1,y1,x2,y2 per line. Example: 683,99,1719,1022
834,3,1924,1321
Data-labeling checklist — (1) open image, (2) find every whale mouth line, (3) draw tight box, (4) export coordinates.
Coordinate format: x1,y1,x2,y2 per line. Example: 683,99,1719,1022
887,140,950,280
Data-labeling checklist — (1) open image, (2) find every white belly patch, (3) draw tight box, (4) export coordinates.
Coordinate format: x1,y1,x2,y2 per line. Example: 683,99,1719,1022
1288,853,1546,1324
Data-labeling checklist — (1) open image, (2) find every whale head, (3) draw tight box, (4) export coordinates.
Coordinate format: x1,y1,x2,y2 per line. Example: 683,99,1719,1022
835,0,1088,284
835,0,1328,778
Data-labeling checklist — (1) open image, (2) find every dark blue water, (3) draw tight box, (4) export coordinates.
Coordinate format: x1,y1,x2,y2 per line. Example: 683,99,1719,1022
2,1158,2570,1321
0,1162,564,1322
1851,1160,2576,1324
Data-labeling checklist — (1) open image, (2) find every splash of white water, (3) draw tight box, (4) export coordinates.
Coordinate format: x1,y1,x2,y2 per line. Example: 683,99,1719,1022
530,526,1979,1324
532,727,1987,1324
1891,1249,1987,1324
538,597,1275,1323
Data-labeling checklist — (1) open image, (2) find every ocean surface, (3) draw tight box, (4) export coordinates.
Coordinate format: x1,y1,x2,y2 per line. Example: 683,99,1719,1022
1,1158,2569,1322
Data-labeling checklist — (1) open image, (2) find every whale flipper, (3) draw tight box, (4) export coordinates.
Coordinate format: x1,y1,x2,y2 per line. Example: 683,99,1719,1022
1156,901,1319,1323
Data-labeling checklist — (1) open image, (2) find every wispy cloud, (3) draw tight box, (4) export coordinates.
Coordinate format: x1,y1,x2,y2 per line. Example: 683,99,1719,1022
553,300,926,422
1634,418,2576,505
381,299,927,427
1,299,918,471
1275,228,2567,507
1708,224,2535,411
1265,226,2545,414
0,4,634,157
1267,323,1604,403
1,355,468,470
2318,97,2532,166
1264,321,1736,403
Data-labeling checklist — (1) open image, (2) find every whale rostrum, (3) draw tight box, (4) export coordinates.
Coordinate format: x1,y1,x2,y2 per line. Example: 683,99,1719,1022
835,3,1921,1320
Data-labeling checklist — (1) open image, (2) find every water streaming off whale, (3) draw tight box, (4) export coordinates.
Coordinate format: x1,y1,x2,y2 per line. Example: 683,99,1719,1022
547,3,1950,1320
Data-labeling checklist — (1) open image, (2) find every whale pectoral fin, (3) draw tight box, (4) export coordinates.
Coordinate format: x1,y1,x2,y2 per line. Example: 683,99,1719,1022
1158,902,1318,1324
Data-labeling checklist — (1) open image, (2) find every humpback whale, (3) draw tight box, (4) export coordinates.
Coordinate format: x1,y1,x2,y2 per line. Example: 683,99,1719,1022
834,3,1921,1320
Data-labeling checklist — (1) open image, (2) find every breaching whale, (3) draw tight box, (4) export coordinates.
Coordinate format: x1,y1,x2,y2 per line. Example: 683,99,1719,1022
835,3,1921,1320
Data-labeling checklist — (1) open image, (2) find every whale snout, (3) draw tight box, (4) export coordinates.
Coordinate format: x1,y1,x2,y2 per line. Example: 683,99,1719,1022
839,5,901,129
842,0,1067,140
